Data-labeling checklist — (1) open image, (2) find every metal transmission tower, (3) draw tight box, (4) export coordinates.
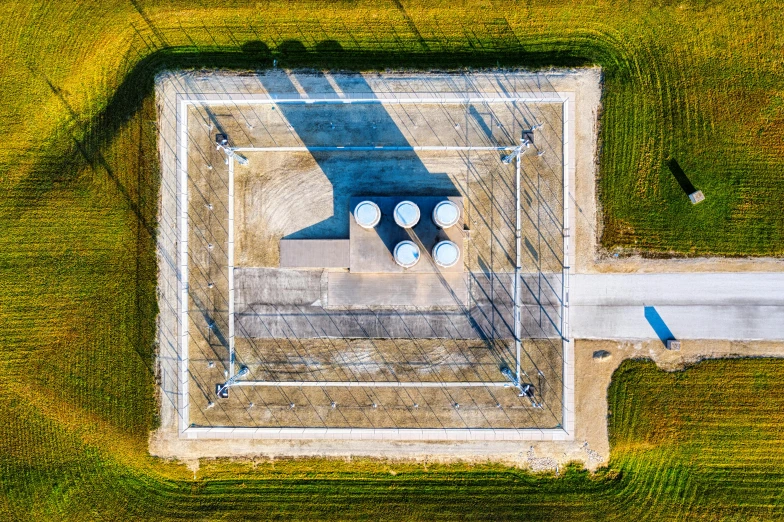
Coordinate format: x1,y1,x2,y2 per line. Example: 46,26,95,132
215,134,250,166
501,136,531,164
215,365,250,398
501,367,543,408
502,133,531,384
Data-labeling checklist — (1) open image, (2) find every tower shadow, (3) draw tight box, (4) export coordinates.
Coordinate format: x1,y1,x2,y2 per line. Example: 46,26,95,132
666,158,697,196
644,306,675,346
256,43,459,240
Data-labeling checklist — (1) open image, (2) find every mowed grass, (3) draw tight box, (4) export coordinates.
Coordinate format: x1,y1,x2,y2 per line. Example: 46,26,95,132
1,0,784,519
2,1,783,256
5,356,784,519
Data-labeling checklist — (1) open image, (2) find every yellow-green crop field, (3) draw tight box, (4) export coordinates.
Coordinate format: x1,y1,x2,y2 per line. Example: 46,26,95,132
1,1,783,519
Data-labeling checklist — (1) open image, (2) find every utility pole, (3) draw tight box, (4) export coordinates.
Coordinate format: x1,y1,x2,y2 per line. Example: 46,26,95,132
215,134,250,166
501,366,542,408
502,135,530,383
215,366,250,398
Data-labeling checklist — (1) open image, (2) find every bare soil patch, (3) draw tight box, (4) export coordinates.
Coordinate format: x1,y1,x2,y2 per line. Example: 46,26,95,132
187,338,563,430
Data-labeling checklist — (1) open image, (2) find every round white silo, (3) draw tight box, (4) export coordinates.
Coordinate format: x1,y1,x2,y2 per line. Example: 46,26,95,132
393,200,421,229
432,240,460,268
432,200,460,229
394,240,421,268
353,200,381,229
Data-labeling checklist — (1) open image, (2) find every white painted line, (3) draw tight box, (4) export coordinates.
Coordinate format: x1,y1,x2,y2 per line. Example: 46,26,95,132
233,381,513,388
183,96,567,105
232,146,517,152
228,157,235,376
178,98,190,435
182,426,570,441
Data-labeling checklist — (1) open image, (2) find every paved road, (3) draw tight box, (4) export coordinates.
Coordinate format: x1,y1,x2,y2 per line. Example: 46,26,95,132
570,273,784,341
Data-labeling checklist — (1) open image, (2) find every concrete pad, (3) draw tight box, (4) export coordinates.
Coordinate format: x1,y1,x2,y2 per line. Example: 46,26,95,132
349,196,465,273
236,306,485,339
328,272,468,307
233,272,561,340
234,301,559,340
235,268,323,308
280,239,350,268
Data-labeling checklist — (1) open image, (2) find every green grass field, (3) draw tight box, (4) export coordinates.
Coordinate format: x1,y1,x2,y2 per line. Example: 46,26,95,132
1,1,783,519
4,357,784,520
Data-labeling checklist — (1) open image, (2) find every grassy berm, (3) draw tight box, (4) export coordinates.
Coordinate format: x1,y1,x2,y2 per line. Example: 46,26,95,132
1,1,783,519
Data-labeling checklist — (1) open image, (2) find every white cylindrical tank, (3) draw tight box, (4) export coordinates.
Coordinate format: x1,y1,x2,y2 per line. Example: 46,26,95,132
394,240,421,268
432,200,460,229
353,200,381,229
432,240,460,268
393,200,420,229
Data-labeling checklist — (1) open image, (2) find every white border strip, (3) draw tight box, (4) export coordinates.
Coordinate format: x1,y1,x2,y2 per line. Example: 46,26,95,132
561,94,574,435
176,94,574,440
178,97,190,435
183,426,571,441
228,158,235,376
183,96,566,105
233,146,518,152
234,381,512,388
